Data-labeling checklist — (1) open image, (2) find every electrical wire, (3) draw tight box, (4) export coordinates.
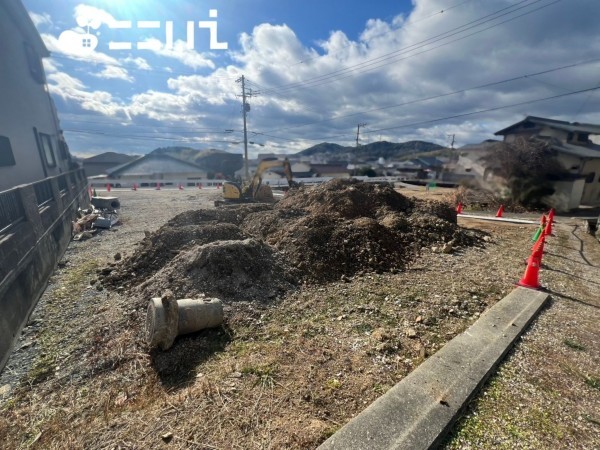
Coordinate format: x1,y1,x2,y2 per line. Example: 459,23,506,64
256,0,561,95
251,85,600,144
288,0,475,67
260,57,600,134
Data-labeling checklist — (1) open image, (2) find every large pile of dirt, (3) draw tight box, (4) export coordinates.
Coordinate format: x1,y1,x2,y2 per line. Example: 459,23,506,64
105,179,480,299
238,179,476,281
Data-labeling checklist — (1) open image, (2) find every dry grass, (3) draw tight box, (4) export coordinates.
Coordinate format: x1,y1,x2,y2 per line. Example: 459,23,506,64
1,189,598,449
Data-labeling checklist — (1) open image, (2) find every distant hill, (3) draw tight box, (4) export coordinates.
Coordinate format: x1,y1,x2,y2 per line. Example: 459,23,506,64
296,140,445,160
151,146,243,177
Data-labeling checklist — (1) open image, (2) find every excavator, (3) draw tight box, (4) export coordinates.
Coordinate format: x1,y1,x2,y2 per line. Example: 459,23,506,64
216,157,299,205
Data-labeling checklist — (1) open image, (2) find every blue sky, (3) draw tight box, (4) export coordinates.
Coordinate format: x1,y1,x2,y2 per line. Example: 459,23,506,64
24,0,600,157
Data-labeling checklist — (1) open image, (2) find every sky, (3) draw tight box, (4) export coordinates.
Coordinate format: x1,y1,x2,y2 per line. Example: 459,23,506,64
23,0,600,158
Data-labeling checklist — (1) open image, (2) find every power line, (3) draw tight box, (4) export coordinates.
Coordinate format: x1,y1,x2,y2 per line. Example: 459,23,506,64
64,85,600,147
363,86,600,134
256,0,560,96
288,0,475,68
253,85,600,144
260,57,600,134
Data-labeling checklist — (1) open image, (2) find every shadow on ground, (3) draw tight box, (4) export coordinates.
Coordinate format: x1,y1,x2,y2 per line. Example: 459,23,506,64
150,325,232,390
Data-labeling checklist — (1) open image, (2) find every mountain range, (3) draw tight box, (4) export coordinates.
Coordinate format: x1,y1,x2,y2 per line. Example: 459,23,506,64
296,140,445,160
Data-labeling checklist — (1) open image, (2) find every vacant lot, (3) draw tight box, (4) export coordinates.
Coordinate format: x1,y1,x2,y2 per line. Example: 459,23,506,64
1,185,598,449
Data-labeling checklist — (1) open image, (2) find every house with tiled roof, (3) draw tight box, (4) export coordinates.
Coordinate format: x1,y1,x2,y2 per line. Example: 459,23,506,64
82,152,137,177
105,153,207,185
495,116,600,207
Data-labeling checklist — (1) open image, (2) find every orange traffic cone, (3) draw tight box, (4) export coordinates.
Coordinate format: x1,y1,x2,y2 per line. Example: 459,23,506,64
518,248,542,290
156,182,161,190
544,216,553,236
540,214,546,228
106,183,111,192
525,234,545,265
495,205,504,218
548,208,555,224
456,202,463,214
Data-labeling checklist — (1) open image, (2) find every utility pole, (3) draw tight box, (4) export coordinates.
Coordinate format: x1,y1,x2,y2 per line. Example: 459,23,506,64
356,123,367,147
236,75,256,180
447,133,455,149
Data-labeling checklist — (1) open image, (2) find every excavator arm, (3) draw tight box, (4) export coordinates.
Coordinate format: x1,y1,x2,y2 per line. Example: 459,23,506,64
219,157,298,205
247,157,296,199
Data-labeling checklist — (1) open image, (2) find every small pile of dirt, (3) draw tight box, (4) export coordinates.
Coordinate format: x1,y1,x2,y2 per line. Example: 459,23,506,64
137,239,294,302
105,223,247,289
164,203,273,227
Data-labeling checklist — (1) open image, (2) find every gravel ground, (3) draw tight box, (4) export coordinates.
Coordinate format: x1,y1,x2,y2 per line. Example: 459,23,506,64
0,189,221,397
0,187,598,449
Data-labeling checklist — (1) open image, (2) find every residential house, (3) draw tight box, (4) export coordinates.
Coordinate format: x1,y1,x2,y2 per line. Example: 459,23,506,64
447,141,503,184
0,0,87,373
495,116,600,207
310,164,351,178
104,153,207,186
0,0,74,192
409,157,445,179
82,152,137,177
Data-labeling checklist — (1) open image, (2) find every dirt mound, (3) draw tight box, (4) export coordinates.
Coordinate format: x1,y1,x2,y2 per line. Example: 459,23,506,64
276,178,413,219
237,179,478,282
105,223,247,289
164,203,273,227
137,239,294,303
105,179,480,297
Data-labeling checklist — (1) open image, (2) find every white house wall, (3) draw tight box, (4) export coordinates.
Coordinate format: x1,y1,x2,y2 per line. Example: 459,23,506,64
0,8,67,192
581,159,600,205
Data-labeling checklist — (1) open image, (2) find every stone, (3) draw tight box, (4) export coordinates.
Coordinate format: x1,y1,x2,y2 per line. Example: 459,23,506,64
441,241,454,254
406,328,418,338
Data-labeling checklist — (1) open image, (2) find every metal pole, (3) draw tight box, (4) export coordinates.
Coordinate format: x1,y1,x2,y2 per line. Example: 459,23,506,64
242,76,249,180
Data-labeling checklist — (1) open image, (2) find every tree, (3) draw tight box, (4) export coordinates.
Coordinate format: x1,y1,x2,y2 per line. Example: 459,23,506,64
483,137,564,208
354,167,377,177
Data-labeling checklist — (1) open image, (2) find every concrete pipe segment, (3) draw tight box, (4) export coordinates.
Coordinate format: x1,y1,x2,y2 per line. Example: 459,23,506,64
146,296,224,350
90,196,121,210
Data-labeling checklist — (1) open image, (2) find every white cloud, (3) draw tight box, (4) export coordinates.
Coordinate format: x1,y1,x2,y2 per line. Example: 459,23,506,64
41,33,120,66
92,66,134,82
51,0,600,156
140,39,216,69
47,71,129,118
73,4,120,29
29,11,52,27
122,56,152,70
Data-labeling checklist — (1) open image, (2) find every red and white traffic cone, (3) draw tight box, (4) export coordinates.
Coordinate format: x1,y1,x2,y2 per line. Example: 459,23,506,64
495,204,504,218
517,237,544,290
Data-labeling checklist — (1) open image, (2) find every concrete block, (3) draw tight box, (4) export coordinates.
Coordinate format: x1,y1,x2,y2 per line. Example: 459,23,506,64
318,287,549,450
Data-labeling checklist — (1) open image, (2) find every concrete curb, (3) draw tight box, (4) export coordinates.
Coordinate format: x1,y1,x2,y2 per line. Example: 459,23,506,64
457,214,537,224
318,287,549,450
